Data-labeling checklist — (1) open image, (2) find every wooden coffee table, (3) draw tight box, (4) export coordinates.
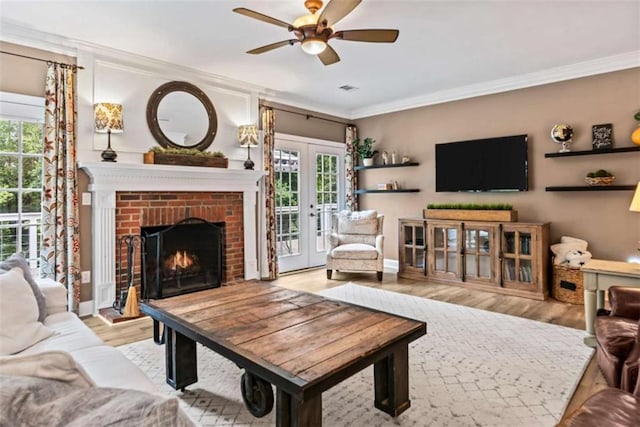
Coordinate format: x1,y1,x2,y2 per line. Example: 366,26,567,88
140,282,426,427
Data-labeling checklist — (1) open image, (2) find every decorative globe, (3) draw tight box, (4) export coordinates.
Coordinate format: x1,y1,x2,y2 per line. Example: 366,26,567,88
551,124,574,143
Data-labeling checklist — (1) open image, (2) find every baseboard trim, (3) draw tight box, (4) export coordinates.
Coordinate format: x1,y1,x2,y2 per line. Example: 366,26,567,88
384,258,399,272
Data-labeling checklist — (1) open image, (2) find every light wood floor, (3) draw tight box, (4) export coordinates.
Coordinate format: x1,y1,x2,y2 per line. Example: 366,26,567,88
83,268,607,422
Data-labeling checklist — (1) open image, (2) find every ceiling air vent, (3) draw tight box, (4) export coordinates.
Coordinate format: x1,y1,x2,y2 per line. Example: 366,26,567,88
339,85,359,91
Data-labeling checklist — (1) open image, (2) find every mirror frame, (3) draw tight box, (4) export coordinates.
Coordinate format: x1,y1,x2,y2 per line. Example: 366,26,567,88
146,81,217,151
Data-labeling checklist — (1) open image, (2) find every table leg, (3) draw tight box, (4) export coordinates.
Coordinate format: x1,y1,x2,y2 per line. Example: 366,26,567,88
596,290,605,310
584,289,596,336
165,326,197,391
374,345,411,417
153,319,164,344
275,389,321,427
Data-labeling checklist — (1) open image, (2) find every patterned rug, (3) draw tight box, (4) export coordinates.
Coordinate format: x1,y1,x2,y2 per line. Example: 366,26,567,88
118,283,593,427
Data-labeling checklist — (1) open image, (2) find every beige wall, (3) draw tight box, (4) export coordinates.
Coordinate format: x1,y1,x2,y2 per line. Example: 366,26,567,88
263,101,348,142
354,68,640,262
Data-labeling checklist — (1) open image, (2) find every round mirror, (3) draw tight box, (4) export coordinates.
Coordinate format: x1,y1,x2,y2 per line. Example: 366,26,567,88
146,81,217,151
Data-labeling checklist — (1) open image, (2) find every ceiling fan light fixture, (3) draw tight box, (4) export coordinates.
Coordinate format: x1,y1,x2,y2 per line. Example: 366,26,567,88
301,38,327,55
293,13,318,28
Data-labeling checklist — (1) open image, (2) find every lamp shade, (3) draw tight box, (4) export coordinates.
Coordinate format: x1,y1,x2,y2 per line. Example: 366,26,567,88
237,125,259,147
94,103,123,133
630,182,640,212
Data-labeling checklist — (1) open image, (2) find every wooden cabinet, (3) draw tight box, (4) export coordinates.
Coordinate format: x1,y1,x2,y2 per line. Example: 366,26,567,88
398,218,549,300
398,218,426,279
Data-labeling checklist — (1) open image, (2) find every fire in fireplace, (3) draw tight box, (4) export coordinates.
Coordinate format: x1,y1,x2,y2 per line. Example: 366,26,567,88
142,218,223,299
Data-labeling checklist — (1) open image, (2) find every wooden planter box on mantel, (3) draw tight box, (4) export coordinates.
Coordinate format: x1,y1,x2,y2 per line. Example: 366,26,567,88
423,209,518,222
143,152,228,168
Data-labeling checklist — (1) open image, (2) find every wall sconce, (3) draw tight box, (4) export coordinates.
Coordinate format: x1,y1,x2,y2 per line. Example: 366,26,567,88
237,124,259,170
94,103,123,162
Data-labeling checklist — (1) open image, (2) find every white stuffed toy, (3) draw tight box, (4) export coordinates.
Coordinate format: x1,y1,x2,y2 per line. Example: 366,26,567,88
550,236,590,265
565,249,592,267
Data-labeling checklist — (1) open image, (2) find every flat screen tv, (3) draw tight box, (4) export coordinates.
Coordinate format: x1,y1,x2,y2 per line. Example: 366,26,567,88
435,134,528,192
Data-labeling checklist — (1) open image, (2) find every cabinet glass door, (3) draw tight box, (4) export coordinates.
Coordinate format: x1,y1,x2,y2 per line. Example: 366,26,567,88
399,220,426,279
464,225,497,284
429,223,460,278
502,227,535,289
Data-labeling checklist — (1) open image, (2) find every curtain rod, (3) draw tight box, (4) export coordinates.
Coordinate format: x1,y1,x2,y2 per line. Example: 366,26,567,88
0,50,84,70
261,104,353,126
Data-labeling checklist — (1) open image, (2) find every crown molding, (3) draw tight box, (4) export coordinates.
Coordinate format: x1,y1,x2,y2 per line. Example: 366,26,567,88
350,51,640,119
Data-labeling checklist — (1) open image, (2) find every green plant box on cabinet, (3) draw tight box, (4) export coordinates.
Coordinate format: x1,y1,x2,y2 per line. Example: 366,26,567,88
423,209,517,222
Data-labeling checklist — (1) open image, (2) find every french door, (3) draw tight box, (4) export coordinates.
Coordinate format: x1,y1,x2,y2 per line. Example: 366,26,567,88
275,135,345,273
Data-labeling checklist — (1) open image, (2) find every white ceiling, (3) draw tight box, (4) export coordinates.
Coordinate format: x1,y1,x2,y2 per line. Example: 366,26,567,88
1,1,639,119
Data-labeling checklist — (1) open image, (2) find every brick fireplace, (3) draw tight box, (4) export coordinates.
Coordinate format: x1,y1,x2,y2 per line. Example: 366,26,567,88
79,162,265,314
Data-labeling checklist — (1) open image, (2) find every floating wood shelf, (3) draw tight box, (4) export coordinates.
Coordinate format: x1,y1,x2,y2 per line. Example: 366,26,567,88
355,189,420,194
545,146,640,158
354,162,419,171
545,185,636,192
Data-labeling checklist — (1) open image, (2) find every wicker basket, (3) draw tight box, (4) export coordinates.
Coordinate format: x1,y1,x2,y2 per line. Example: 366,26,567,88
551,264,584,304
584,176,615,186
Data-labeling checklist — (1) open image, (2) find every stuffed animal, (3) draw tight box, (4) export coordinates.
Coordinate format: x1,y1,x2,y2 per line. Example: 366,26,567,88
565,250,592,268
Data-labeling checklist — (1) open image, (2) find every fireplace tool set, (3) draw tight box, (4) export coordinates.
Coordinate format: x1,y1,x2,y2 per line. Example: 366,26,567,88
114,234,146,317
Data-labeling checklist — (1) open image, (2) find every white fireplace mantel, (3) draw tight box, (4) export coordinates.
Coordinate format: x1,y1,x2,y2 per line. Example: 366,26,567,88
78,162,266,313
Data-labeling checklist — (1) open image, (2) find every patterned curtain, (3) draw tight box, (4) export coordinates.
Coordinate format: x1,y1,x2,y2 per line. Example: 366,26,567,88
345,125,358,211
41,63,81,313
261,106,278,280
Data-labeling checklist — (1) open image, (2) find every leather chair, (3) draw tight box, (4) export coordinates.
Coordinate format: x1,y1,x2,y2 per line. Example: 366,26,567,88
594,286,640,392
557,369,640,426
326,210,384,281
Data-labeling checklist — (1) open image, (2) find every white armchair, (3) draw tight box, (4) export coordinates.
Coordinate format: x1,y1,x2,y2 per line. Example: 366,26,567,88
326,210,384,281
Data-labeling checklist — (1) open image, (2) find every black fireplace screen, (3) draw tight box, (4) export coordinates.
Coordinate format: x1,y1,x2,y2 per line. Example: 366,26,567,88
142,218,223,299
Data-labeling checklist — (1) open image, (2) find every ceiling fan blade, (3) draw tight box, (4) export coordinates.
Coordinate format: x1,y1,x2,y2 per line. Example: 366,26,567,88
233,8,292,30
317,0,361,28
334,29,399,43
318,44,340,66
247,40,298,55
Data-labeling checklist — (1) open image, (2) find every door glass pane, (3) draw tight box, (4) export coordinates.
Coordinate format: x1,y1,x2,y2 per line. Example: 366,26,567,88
0,155,18,188
416,226,424,246
405,247,414,267
416,248,425,269
504,232,515,254
447,228,457,249
315,153,339,252
465,255,477,277
465,230,476,251
447,253,457,273
519,259,532,283
504,259,516,281
520,233,532,255
435,251,445,271
275,149,300,257
434,228,444,248
0,120,19,152
479,230,490,253
479,256,491,278
22,122,44,154
404,226,413,245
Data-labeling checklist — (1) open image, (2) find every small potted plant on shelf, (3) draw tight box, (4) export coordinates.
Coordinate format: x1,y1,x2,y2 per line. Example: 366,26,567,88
585,169,615,186
354,137,377,166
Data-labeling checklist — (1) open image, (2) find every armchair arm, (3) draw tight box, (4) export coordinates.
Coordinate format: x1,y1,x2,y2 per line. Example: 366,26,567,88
36,278,67,316
609,287,640,320
327,233,340,253
375,234,384,255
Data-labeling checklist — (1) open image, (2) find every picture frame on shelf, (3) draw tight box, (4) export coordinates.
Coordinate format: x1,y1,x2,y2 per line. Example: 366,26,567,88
592,124,613,150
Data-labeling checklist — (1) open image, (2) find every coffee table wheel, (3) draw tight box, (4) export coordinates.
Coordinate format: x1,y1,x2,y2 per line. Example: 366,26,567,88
241,372,273,418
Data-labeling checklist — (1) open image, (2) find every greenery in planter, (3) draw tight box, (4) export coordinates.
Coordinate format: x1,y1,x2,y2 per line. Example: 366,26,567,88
148,146,226,158
426,203,513,210
586,169,613,178
353,137,377,159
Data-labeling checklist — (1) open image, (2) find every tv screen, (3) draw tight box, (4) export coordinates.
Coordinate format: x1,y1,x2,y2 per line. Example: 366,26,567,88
435,134,528,192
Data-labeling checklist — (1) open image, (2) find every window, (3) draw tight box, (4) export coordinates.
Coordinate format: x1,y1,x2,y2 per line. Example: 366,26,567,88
0,92,45,268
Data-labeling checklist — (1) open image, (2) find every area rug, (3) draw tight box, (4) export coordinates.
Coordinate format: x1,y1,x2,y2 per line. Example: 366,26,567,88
118,283,593,427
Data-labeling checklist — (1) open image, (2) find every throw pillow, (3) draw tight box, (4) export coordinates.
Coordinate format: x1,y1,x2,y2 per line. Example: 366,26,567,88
0,252,47,322
337,210,379,235
0,268,54,355
0,375,196,427
0,350,94,388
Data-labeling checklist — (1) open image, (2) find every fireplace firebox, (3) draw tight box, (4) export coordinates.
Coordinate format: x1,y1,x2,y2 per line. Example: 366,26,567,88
142,218,223,299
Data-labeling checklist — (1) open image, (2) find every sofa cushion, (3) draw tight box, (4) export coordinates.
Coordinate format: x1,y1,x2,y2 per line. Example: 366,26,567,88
0,252,47,322
0,375,194,427
20,312,104,355
0,350,94,388
331,243,379,260
36,278,68,315
337,210,379,235
70,345,158,394
561,387,640,427
0,268,54,355
595,316,639,358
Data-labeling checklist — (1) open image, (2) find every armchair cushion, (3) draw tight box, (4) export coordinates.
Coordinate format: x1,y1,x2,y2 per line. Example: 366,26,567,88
331,243,378,260
595,316,638,358
609,287,640,319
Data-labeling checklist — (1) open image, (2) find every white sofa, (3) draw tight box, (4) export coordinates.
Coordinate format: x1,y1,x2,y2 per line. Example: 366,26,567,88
17,277,157,393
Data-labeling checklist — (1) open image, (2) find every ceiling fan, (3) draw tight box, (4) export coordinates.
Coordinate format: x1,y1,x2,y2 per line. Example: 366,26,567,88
233,0,399,66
